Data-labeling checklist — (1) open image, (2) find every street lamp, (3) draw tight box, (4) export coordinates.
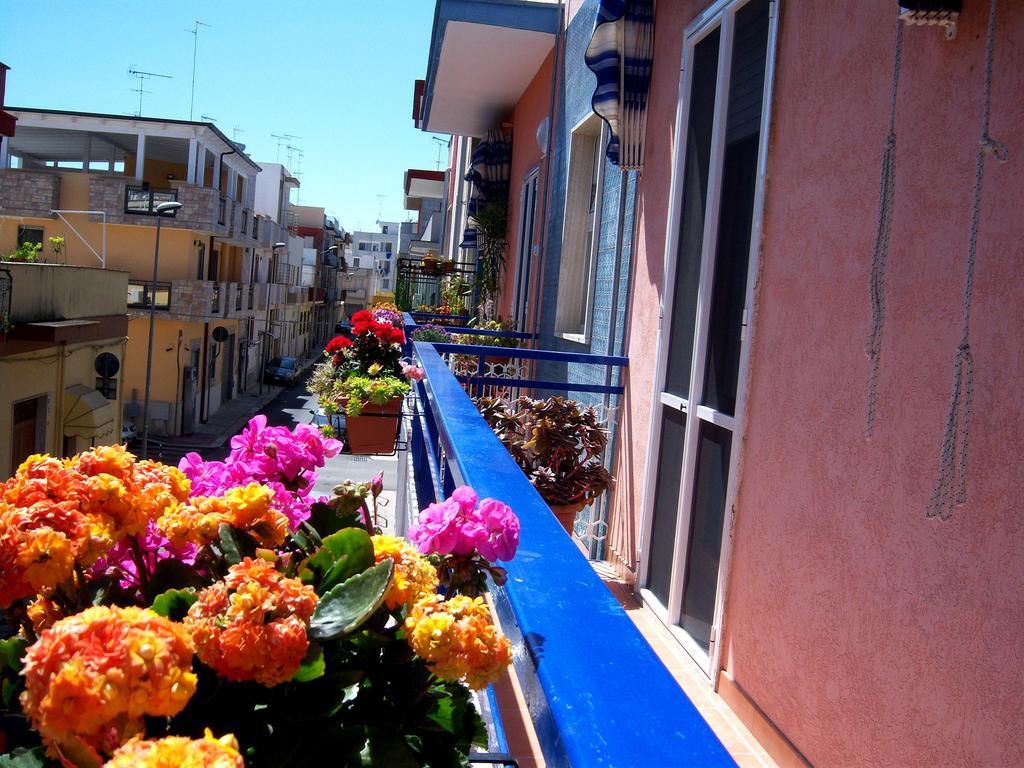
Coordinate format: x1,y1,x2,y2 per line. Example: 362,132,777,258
141,200,183,460
259,242,288,395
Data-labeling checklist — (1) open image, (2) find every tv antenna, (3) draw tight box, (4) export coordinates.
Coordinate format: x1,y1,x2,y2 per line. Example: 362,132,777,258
432,136,449,170
376,194,385,220
128,69,172,117
186,20,211,120
200,113,217,123
270,133,302,164
233,124,245,142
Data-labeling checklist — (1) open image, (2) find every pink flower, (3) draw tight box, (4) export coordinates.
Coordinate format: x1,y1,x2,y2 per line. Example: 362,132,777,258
408,486,519,563
401,362,426,382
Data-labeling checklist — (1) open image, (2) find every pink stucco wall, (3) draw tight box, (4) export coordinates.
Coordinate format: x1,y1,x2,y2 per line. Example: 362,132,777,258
613,1,1024,765
500,52,553,321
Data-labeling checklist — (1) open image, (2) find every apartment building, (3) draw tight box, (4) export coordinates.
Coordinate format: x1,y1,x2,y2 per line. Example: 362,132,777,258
416,1,1024,765
0,108,284,437
290,203,345,345
0,262,128,477
350,222,399,303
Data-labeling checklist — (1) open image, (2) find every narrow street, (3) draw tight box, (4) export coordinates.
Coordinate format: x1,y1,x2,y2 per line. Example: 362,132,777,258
152,375,403,534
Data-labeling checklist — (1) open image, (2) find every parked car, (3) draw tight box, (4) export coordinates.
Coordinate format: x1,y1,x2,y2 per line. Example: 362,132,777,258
263,356,299,386
334,319,353,337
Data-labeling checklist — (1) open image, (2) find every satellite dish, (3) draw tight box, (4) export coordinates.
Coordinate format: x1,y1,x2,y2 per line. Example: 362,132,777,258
94,353,120,378
212,326,229,343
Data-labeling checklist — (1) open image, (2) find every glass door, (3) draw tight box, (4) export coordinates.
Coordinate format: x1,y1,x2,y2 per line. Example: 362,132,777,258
512,167,540,332
640,0,775,671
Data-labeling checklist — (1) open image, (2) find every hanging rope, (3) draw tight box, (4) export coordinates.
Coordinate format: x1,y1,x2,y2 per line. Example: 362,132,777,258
927,0,1007,521
865,16,904,438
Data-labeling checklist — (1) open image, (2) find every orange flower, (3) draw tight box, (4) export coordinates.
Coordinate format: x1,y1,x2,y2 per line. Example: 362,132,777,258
26,595,63,634
20,606,196,759
104,731,244,768
0,500,90,607
371,534,438,611
158,484,287,549
185,558,318,687
404,595,511,690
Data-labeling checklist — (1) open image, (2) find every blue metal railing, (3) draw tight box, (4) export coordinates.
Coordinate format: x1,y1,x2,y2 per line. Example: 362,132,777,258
408,339,735,768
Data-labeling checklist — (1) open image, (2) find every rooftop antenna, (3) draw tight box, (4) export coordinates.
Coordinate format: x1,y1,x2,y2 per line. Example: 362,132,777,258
270,133,302,164
128,69,172,117
200,113,217,123
186,20,211,120
432,136,449,171
233,124,245,142
376,194,385,221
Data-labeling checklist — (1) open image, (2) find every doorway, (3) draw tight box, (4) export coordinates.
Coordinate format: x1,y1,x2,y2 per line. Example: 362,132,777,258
511,167,540,332
11,395,46,476
640,0,775,673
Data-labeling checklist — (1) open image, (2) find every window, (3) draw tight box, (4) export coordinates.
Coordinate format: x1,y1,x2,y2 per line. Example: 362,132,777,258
358,242,370,251
639,0,774,670
17,226,44,248
372,243,380,252
95,376,117,400
555,114,604,340
384,242,393,254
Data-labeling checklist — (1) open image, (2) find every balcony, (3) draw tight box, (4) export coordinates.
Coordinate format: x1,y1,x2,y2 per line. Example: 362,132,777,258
401,317,734,767
0,169,60,219
167,279,215,317
88,176,226,233
127,279,171,311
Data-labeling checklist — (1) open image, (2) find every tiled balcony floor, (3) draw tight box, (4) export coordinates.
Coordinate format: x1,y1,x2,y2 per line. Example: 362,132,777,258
594,563,780,768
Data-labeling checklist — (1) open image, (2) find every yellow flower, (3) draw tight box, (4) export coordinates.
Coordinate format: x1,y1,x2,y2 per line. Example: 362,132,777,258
16,526,75,593
157,484,287,549
372,534,439,611
405,594,511,690
104,730,244,768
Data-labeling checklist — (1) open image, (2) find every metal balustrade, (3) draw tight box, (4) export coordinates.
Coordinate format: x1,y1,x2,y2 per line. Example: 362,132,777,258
404,313,735,768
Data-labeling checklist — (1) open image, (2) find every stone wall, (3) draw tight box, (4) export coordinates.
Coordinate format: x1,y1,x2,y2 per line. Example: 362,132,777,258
0,170,60,218
88,176,224,234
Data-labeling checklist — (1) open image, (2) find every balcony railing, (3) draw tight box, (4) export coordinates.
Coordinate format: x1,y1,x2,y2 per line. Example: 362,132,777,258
127,280,171,310
124,185,179,216
404,331,734,768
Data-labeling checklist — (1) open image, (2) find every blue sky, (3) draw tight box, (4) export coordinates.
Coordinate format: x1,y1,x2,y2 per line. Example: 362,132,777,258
0,0,447,231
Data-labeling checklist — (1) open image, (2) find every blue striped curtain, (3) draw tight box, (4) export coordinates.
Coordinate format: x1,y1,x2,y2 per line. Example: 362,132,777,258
460,129,513,248
585,0,656,170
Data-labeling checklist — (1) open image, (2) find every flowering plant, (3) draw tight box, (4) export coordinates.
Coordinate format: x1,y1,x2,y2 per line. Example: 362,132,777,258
411,324,453,343
409,486,519,597
371,306,403,328
0,433,514,767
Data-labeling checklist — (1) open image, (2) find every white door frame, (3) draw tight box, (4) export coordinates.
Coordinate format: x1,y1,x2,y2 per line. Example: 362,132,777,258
512,165,541,332
636,0,780,681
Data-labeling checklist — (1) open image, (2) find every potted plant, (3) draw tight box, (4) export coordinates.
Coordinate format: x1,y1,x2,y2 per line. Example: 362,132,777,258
452,317,520,379
476,396,614,533
421,252,440,275
0,422,518,767
309,310,410,455
411,324,454,343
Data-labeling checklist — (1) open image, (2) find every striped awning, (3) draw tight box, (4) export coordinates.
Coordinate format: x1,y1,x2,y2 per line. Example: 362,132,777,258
461,129,513,249
63,384,115,439
585,0,656,171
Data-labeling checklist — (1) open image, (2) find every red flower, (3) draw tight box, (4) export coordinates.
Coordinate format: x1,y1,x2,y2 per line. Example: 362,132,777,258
325,336,352,354
351,310,373,324
389,328,406,345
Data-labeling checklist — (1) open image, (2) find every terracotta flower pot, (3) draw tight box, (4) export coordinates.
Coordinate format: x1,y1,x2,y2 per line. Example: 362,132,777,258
547,500,588,534
344,396,403,455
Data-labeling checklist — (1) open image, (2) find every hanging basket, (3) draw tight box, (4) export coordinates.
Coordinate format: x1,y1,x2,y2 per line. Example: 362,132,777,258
344,397,403,455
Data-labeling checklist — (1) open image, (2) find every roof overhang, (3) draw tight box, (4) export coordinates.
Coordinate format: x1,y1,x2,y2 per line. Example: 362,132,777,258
421,0,558,137
404,169,446,210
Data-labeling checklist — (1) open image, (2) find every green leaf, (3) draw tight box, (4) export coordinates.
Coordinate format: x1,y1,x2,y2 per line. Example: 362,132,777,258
308,500,361,537
219,523,243,565
0,637,26,674
292,643,325,682
149,588,198,621
365,728,419,768
0,748,47,768
310,559,393,641
306,528,375,594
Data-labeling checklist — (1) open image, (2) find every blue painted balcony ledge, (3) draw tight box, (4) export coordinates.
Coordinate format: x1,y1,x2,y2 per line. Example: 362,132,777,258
410,340,735,768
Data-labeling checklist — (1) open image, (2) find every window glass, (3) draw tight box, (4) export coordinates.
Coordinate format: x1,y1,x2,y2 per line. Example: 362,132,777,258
702,0,770,415
664,28,720,400
647,408,687,607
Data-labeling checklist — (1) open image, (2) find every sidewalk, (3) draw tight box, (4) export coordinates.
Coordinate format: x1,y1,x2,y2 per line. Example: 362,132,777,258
157,355,320,450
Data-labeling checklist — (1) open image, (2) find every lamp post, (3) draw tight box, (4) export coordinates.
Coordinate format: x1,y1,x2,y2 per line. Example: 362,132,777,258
313,244,337,346
141,200,183,460
259,242,288,395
